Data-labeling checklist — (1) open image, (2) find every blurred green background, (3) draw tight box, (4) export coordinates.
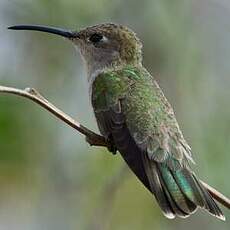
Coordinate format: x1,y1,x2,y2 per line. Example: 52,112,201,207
0,0,230,229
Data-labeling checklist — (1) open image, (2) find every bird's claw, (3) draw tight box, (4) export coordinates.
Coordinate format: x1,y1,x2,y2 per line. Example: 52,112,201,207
106,138,117,155
85,136,95,146
85,136,117,155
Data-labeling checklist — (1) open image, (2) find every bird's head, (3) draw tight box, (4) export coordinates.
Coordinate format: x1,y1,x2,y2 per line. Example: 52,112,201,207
8,23,143,77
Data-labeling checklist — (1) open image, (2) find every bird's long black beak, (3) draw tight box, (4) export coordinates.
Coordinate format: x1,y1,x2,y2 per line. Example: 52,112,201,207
8,25,77,39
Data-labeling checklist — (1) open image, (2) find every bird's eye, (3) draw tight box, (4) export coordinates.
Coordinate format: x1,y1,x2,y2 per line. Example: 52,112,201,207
89,33,103,43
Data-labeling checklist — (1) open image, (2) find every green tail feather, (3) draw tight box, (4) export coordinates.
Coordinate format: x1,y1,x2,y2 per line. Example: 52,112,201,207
156,163,225,220
157,164,197,217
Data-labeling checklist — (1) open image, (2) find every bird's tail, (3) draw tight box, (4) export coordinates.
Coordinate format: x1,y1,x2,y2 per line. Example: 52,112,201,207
143,157,225,220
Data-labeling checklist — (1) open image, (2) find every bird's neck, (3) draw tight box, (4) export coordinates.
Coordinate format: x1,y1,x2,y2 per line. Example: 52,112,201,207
87,59,142,84
87,61,143,99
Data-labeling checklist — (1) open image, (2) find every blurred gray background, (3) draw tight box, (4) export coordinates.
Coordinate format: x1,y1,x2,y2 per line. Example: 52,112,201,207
0,0,229,229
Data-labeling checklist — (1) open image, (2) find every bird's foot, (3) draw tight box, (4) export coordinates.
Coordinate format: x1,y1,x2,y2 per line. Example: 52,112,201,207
106,137,117,155
85,135,117,155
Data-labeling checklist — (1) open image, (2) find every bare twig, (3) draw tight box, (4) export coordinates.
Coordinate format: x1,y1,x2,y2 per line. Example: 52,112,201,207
0,85,106,147
0,84,229,211
201,180,230,209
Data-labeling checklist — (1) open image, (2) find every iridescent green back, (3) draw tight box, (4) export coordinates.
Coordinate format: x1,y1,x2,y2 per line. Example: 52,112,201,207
91,65,224,219
92,65,193,170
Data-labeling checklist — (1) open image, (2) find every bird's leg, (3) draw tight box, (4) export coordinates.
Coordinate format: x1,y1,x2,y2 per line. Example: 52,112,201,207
106,134,117,155
85,134,117,154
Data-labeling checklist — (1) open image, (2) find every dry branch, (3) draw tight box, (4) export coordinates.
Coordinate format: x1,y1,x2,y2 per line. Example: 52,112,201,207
0,85,106,147
0,84,230,210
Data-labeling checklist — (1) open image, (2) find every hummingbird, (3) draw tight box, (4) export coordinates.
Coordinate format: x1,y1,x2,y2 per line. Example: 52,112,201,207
8,23,225,220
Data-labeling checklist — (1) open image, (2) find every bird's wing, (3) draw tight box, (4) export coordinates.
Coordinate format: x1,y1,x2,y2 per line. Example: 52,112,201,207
92,66,193,169
91,66,224,219
124,70,195,171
